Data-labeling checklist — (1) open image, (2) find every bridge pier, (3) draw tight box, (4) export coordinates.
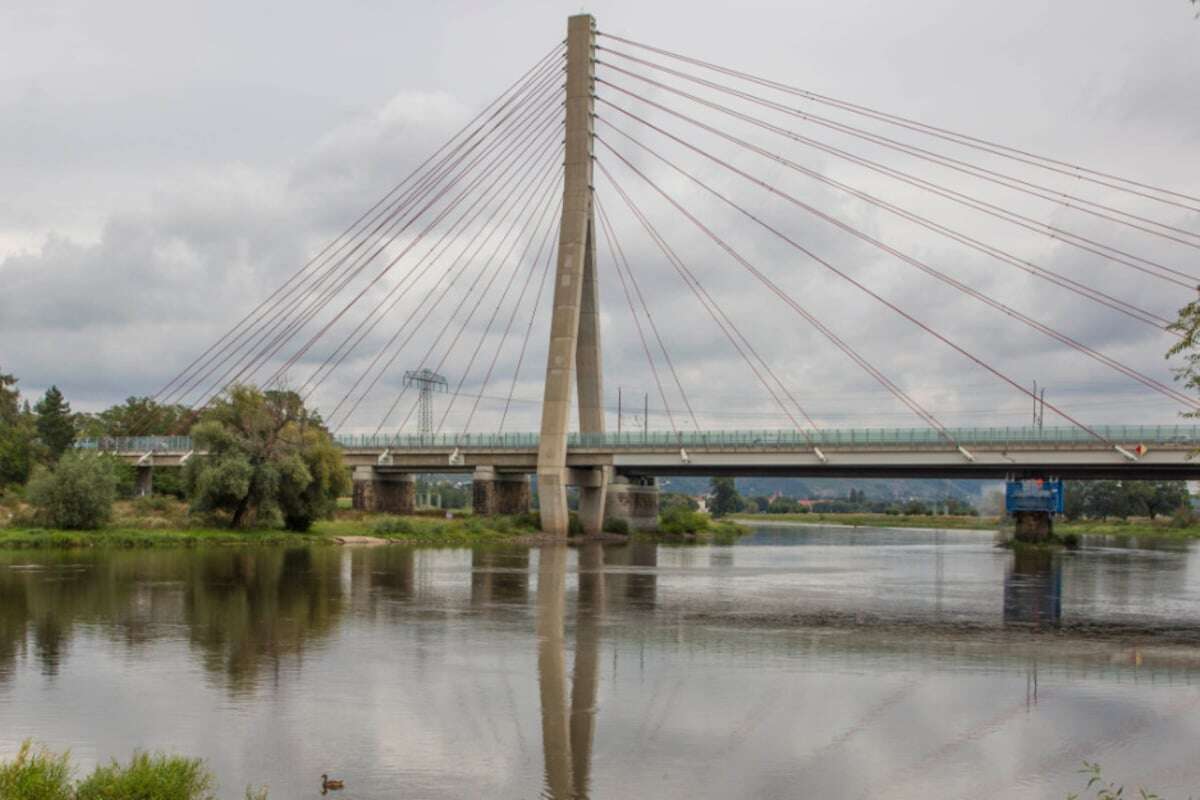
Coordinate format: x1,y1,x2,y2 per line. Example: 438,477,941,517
135,465,153,497
351,466,415,514
1013,510,1054,543
603,476,659,532
472,467,532,516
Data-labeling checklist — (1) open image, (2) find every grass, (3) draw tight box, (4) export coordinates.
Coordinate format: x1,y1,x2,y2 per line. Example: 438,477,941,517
0,741,263,800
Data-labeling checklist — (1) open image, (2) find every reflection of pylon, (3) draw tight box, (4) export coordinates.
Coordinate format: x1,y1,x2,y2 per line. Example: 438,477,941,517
403,369,448,434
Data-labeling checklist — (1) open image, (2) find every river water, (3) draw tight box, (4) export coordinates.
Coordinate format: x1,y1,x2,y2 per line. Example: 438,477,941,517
2,525,1200,799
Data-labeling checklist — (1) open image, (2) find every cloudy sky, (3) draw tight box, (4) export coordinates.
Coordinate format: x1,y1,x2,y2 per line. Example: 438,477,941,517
2,0,1198,436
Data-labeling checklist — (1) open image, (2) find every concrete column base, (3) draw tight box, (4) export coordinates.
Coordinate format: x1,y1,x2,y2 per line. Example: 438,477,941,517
1013,510,1054,543
473,467,533,516
603,476,659,532
575,467,609,536
352,466,415,514
135,466,153,498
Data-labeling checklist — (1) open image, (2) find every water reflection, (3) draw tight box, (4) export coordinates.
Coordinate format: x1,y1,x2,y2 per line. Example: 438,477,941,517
536,544,601,800
4,530,1200,799
1003,550,1063,628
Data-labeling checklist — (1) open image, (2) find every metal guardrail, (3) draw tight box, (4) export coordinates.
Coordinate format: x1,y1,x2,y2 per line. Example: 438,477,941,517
75,425,1200,454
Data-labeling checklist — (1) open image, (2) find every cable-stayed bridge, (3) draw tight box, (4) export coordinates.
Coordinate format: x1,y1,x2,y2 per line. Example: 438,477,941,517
103,15,1200,535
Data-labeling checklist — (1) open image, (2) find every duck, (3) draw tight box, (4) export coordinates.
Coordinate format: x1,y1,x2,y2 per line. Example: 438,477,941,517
321,774,345,794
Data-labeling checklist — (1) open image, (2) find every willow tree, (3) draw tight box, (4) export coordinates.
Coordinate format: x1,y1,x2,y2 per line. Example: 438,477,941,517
184,386,348,530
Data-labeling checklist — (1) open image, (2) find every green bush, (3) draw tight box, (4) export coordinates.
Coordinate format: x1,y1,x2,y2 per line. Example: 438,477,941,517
602,517,630,535
372,516,415,535
659,507,710,535
567,512,584,536
76,752,213,800
0,741,73,800
27,451,118,530
514,512,541,530
133,494,177,515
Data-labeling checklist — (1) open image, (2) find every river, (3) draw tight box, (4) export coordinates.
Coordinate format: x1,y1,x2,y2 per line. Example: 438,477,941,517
2,525,1199,799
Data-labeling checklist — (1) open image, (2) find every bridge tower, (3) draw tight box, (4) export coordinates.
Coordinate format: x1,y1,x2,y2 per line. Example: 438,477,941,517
537,13,607,536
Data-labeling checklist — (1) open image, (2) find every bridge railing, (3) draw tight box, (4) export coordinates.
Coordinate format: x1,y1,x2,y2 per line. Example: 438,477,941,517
75,425,1200,455
74,436,194,453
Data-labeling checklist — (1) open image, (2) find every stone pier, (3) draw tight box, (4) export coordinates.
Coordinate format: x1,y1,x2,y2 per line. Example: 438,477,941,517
603,476,659,532
135,465,153,497
1013,510,1054,543
351,467,415,514
472,467,532,516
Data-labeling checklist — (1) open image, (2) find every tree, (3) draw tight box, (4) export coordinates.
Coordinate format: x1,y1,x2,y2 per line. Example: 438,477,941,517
184,386,348,530
92,396,189,438
34,386,75,462
1149,481,1190,518
0,369,35,487
708,476,743,517
27,451,119,529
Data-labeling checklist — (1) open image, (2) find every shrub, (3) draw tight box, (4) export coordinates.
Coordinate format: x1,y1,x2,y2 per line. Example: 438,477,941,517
659,507,710,535
372,516,415,536
567,512,584,536
0,740,73,800
602,517,630,535
1169,505,1197,529
133,494,177,515
514,512,541,530
76,752,213,800
27,451,118,530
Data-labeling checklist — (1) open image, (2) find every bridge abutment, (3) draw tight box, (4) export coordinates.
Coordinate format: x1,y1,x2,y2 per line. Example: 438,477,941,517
352,466,415,514
472,467,532,516
603,476,659,532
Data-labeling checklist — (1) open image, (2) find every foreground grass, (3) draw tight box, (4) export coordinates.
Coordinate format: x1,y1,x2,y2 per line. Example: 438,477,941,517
0,740,268,800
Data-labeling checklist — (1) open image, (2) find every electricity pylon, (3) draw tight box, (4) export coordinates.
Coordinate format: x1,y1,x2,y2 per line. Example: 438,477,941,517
403,368,448,435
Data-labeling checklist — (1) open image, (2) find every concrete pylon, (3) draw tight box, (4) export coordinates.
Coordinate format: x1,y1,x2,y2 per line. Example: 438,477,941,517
537,13,606,536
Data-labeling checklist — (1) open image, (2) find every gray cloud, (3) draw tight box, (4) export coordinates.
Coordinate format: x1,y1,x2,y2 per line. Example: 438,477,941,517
2,0,1198,435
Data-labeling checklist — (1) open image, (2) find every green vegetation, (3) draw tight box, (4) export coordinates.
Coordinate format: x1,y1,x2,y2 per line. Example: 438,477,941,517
0,741,268,800
1063,480,1188,521
708,476,742,517
656,506,747,542
0,741,73,800
26,452,119,530
0,367,36,488
183,386,348,531
602,516,631,535
75,752,213,800
33,387,75,463
1068,761,1164,800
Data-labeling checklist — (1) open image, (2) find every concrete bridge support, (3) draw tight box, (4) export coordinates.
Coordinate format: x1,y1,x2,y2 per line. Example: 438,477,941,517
603,476,660,532
351,466,415,514
472,467,532,516
135,466,153,497
536,13,605,537
1013,511,1054,543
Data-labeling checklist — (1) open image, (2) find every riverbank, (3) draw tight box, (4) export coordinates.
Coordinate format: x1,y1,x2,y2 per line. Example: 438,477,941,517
732,512,1200,540
0,499,744,549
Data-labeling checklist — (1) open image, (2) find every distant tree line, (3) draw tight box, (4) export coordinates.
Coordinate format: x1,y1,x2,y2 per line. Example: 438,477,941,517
693,476,979,517
1062,480,1189,521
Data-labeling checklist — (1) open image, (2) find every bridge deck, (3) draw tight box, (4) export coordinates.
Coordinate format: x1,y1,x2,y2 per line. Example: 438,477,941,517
79,426,1200,479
